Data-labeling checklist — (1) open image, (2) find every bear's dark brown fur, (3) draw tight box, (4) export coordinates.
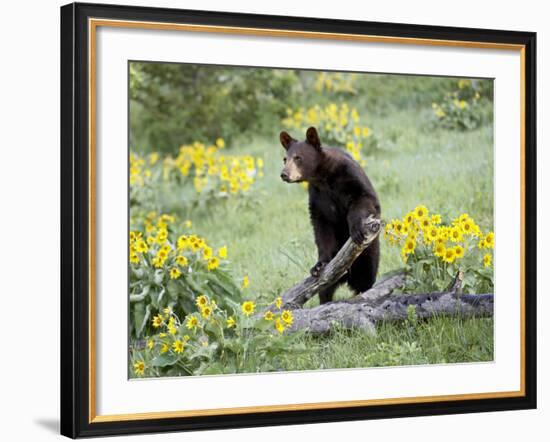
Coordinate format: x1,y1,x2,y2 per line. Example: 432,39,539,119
280,127,381,304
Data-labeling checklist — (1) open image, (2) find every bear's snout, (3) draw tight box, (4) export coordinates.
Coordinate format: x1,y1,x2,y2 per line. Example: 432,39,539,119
280,171,290,182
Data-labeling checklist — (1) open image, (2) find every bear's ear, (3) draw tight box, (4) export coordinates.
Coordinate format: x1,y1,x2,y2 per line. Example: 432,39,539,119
306,127,321,149
280,131,296,150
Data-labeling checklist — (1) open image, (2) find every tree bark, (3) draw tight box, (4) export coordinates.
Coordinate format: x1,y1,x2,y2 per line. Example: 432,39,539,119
287,274,493,334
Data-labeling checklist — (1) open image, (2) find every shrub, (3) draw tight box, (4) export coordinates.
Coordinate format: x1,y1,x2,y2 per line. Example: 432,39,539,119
384,205,494,294
130,294,309,377
129,140,264,211
129,212,242,339
431,79,493,130
313,72,358,95
130,63,300,152
282,102,378,165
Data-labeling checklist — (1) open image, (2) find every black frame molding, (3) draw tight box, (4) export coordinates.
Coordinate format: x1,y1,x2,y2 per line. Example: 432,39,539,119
60,2,537,438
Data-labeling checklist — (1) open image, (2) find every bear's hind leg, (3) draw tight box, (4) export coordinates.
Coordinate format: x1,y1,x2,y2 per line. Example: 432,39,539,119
319,284,338,304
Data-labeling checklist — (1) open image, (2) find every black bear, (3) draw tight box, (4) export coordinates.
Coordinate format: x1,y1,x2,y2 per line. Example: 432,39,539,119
279,126,381,304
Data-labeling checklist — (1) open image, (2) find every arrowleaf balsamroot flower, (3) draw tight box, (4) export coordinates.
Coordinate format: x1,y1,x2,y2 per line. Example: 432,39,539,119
207,257,220,271
241,301,255,317
133,361,145,376
169,267,181,279
152,314,163,328
172,340,185,354
185,315,199,331
274,318,285,334
195,295,208,309
281,310,294,326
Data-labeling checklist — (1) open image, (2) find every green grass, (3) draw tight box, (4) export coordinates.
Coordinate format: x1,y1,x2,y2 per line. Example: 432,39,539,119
133,90,494,369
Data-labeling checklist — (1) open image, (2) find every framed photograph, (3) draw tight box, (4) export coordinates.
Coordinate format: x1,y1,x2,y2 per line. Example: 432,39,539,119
60,2,537,438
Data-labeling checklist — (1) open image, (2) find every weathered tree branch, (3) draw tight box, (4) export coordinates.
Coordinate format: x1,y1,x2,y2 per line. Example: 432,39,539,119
288,277,493,334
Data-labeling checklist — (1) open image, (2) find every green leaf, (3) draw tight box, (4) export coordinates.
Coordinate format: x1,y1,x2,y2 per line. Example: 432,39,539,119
178,297,195,316
137,304,152,338
133,302,145,338
153,269,164,285
201,362,224,375
157,288,166,305
166,280,180,301
151,353,179,367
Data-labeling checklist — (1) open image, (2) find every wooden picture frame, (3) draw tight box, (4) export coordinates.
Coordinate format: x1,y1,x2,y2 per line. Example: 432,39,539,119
60,2,536,438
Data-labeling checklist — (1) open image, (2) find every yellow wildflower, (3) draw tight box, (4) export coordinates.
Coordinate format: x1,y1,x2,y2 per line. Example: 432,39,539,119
152,314,163,328
434,242,446,258
403,213,414,226
177,235,189,250
202,246,213,260
172,340,185,354
218,246,228,259
241,301,255,317
242,276,250,289
185,315,199,331
403,237,416,255
483,253,492,267
195,295,208,309
207,257,220,271
443,247,456,263
264,311,274,321
414,205,428,219
426,226,439,243
420,218,431,231
226,316,236,328
133,361,145,376
201,305,213,320
176,255,188,266
485,232,495,249
169,267,181,279
461,219,475,235
281,310,294,326
275,318,285,334
449,227,463,243
135,239,148,253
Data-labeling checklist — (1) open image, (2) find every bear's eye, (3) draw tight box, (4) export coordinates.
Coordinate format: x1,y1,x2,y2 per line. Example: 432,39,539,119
283,157,287,164
294,155,302,163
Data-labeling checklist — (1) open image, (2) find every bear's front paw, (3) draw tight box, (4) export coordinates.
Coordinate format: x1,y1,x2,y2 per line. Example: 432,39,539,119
310,261,327,278
350,223,366,245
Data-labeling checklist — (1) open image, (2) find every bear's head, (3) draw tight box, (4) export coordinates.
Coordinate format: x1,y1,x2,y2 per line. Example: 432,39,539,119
279,127,323,183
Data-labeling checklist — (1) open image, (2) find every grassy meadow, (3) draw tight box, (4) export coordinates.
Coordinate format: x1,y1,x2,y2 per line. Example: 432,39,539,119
128,67,494,377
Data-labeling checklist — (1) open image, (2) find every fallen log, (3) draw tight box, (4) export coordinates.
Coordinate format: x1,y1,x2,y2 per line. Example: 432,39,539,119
288,273,493,334
267,215,493,334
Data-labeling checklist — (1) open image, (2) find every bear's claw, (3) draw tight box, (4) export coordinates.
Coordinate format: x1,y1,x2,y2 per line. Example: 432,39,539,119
310,261,327,277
